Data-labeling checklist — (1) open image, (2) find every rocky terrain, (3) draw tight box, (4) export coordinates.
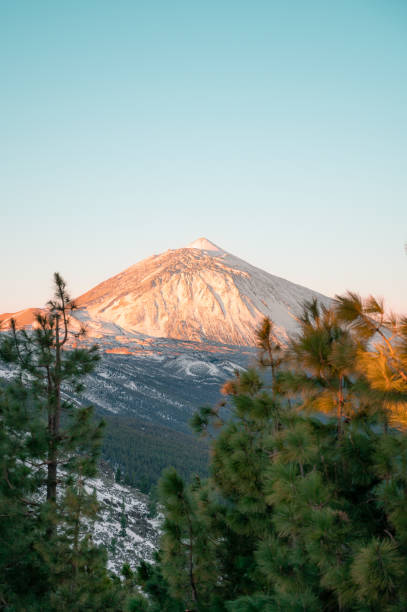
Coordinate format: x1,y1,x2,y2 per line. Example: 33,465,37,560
87,465,160,575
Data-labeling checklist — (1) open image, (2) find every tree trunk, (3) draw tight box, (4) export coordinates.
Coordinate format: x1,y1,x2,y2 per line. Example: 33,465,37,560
46,363,57,502
46,316,61,503
337,376,344,439
46,447,57,502
184,502,199,605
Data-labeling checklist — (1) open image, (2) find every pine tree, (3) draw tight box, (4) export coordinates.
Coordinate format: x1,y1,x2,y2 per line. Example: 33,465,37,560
0,381,51,608
157,468,219,610
276,298,362,437
0,273,122,610
129,557,184,611
335,291,407,428
141,295,407,611
255,316,282,382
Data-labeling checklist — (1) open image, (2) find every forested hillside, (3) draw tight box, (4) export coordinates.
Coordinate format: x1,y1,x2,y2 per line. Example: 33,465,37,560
101,414,208,493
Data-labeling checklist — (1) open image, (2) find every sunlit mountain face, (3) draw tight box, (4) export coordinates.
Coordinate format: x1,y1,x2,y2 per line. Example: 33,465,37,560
74,237,331,345
1,237,330,347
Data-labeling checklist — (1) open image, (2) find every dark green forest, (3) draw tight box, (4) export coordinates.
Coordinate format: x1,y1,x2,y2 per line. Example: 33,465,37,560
2,276,407,611
101,414,208,493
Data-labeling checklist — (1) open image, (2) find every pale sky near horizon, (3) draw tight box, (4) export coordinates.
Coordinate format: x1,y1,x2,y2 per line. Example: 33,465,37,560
1,1,406,313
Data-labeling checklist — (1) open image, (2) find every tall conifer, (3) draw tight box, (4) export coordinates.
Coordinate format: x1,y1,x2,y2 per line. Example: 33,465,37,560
142,297,407,611
0,274,121,610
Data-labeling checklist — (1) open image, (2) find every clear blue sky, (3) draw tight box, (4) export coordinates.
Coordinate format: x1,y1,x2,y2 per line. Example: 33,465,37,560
1,0,406,313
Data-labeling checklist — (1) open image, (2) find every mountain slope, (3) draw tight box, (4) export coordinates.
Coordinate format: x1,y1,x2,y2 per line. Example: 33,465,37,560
1,238,331,346
87,464,159,574
73,238,331,346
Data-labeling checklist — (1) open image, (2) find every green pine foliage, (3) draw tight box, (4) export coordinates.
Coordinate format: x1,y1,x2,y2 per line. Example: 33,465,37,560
0,382,51,609
139,296,407,611
0,274,122,610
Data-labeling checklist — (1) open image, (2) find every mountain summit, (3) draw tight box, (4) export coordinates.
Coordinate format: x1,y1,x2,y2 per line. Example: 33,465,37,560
185,237,224,252
1,239,330,346
72,239,330,345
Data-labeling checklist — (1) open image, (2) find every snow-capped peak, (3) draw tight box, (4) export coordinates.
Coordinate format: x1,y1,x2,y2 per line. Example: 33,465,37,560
2,239,332,347
186,237,224,252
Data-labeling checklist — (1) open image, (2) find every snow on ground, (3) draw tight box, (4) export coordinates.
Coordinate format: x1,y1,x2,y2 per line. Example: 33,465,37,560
87,466,160,575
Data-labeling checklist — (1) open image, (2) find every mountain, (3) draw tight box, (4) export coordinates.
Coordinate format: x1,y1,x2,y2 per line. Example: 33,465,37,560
74,237,331,346
0,307,42,328
1,238,330,345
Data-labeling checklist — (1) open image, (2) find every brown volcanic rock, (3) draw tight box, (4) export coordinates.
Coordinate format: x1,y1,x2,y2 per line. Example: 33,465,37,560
0,308,43,329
